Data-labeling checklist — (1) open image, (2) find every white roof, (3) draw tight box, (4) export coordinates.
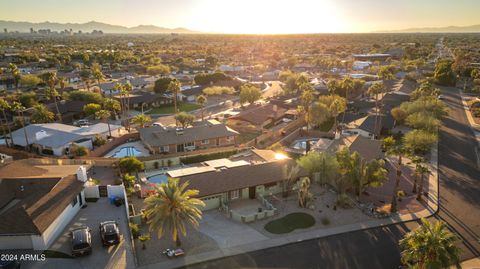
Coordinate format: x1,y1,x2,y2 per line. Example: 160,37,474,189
167,166,216,178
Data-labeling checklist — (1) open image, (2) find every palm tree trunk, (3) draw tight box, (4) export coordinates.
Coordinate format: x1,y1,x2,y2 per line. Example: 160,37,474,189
417,173,424,201
107,120,112,138
19,111,29,150
390,169,401,213
174,91,178,113
412,173,418,193
2,110,12,147
53,98,62,123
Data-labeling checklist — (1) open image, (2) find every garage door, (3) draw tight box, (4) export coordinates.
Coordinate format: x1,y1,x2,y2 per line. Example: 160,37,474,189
201,196,221,211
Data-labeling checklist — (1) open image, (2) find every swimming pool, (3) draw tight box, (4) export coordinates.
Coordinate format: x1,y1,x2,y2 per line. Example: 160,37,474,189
110,146,143,158
147,174,169,184
290,138,320,150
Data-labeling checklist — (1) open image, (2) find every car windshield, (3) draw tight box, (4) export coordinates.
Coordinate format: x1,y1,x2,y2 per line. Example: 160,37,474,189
73,242,90,250
104,233,118,241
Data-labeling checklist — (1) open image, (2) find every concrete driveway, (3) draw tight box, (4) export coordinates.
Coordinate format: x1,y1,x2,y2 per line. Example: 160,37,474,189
24,198,135,269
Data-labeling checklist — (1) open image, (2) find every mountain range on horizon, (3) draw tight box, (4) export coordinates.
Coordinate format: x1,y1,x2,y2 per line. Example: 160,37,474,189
0,20,196,34
1,20,480,34
378,24,480,33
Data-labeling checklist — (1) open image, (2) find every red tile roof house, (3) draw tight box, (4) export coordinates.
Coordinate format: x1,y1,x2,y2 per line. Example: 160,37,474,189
139,120,239,155
0,160,90,250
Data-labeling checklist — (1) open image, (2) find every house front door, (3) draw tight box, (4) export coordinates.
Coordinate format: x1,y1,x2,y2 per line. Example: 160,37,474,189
249,186,256,199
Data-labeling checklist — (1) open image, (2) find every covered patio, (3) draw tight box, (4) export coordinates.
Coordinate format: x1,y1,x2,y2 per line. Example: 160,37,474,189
226,197,277,223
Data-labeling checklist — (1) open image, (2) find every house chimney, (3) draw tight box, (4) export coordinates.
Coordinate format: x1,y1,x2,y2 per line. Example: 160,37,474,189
176,127,184,136
76,166,88,182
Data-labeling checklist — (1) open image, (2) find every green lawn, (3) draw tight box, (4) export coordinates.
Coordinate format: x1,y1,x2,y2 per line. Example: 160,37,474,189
146,102,201,114
264,212,315,234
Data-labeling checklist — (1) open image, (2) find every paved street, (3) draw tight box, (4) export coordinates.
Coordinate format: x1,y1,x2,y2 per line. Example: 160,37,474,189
179,88,480,269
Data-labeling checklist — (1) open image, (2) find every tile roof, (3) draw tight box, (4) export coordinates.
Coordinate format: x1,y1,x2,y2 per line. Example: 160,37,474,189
139,121,238,147
178,159,308,197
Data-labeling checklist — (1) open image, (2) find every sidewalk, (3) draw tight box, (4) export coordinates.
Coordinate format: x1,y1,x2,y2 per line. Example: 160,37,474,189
137,144,440,269
459,90,480,144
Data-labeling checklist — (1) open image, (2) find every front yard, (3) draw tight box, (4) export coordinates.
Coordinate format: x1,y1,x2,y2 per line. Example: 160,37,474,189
146,102,201,114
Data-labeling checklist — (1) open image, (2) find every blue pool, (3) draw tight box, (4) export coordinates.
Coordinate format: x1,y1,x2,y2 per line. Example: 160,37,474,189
290,139,319,150
110,146,143,158
147,174,169,184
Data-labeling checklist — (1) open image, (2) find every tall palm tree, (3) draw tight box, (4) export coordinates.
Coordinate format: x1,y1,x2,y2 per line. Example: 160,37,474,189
91,62,105,86
121,82,133,131
103,98,121,119
31,104,55,123
0,99,12,147
400,218,461,269
45,72,62,122
131,114,152,128
95,110,112,138
144,178,205,246
416,164,430,201
383,136,408,213
8,63,21,91
300,84,314,131
196,94,207,121
167,79,181,114
367,82,385,137
11,101,29,150
410,156,424,194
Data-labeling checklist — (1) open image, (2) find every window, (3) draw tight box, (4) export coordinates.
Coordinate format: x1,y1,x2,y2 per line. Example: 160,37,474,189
71,195,78,207
159,145,169,153
185,141,194,147
201,139,209,145
226,136,234,142
230,189,239,200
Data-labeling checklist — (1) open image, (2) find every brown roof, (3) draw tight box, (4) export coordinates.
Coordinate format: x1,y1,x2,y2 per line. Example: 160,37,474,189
0,160,84,235
179,159,307,197
231,104,287,126
327,135,383,162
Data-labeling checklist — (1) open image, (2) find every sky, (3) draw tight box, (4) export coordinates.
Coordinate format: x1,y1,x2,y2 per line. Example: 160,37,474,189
1,0,479,34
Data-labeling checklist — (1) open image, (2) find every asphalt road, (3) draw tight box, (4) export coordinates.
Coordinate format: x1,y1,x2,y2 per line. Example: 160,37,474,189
179,88,480,269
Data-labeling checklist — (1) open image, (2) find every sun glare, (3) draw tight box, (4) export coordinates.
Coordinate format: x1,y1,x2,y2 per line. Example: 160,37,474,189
188,0,347,34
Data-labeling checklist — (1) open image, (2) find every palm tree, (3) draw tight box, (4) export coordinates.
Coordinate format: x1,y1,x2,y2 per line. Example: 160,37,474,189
400,218,461,269
31,104,55,123
8,63,21,91
196,94,207,121
410,156,424,194
167,79,181,114
121,82,133,131
416,164,430,201
11,102,29,150
91,62,104,86
131,114,152,128
367,82,385,137
45,72,62,122
95,110,112,138
383,136,408,213
282,164,300,198
144,178,205,246
103,98,121,119
0,99,12,147
300,84,314,131
79,69,91,91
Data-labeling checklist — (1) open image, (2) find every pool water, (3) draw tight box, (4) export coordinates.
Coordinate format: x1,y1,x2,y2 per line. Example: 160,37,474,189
147,174,169,184
110,146,143,158
291,139,319,150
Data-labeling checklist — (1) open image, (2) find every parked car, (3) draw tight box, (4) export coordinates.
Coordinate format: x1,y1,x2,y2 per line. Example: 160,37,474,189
163,248,185,258
71,227,92,256
99,221,121,246
437,94,444,100
0,260,21,269
74,119,90,126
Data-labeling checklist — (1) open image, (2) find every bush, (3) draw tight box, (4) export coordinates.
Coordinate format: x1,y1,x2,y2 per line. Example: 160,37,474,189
70,144,89,157
119,157,144,173
129,223,140,238
336,193,352,208
180,149,239,164
321,217,331,225
93,135,107,147
126,186,135,197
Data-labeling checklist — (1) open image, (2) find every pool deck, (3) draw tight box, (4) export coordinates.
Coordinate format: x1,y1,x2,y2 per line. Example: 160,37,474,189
103,141,151,158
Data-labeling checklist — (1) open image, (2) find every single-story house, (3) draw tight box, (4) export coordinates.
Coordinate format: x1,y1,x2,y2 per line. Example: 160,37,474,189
342,115,383,138
179,85,205,102
10,123,122,156
0,160,89,250
139,120,239,155
23,100,88,124
313,134,383,162
229,103,288,129
174,156,308,210
113,91,172,110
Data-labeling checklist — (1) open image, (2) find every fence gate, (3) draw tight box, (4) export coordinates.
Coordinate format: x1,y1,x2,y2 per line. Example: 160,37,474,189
98,185,108,197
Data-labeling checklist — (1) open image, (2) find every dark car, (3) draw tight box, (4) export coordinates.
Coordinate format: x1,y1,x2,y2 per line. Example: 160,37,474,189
71,227,92,256
0,260,21,269
99,221,121,246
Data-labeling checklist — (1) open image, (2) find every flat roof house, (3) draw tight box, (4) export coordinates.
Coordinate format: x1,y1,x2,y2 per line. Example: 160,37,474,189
0,160,89,250
10,123,122,156
139,120,239,155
